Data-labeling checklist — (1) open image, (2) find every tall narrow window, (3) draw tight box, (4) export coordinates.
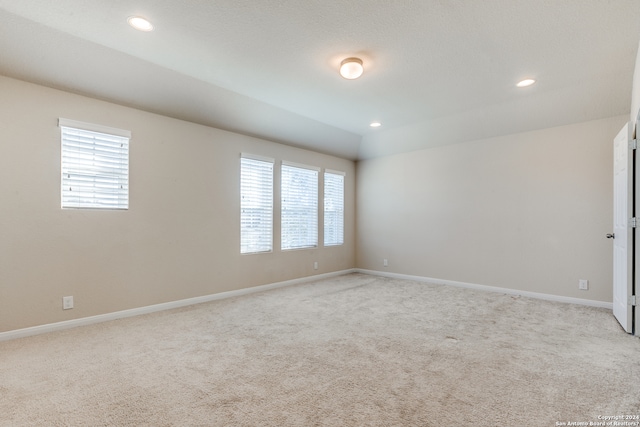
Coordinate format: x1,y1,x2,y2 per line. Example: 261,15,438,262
281,162,318,250
241,155,274,254
59,119,130,210
324,171,345,246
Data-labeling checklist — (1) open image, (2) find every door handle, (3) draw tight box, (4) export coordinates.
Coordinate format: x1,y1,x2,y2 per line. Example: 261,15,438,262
606,233,615,239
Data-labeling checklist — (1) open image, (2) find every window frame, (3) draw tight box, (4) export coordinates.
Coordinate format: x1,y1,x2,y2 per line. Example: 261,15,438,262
59,118,131,210
240,153,275,254
323,169,345,246
281,161,320,251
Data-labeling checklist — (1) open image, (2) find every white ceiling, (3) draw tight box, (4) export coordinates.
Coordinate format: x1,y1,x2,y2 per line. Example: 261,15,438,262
1,1,639,160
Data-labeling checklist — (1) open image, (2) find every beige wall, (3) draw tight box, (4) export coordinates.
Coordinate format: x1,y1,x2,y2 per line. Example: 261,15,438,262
0,75,355,332
356,116,626,303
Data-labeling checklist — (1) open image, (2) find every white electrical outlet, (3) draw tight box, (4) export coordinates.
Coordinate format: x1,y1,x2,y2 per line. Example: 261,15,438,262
383,259,388,267
578,279,588,290
314,261,318,270
63,296,74,310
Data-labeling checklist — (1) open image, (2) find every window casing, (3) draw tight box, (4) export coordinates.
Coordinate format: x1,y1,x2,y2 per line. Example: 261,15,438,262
59,119,130,210
241,155,274,254
324,171,345,246
281,162,319,250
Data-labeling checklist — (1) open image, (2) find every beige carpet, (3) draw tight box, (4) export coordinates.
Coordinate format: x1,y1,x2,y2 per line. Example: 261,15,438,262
1,273,639,426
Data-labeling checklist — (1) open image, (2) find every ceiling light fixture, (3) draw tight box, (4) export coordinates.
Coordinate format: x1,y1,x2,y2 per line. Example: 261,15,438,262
127,16,154,32
370,122,381,128
516,78,536,88
340,58,364,80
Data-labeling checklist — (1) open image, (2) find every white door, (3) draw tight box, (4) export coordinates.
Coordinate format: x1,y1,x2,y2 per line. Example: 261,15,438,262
612,122,633,333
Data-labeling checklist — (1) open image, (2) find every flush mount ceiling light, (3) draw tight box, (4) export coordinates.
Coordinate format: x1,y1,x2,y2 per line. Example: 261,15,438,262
370,122,382,128
127,16,154,32
516,78,536,87
340,57,364,80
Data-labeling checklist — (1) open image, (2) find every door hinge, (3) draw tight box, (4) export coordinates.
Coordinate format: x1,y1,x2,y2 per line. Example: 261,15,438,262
630,217,638,228
630,139,638,150
630,295,637,307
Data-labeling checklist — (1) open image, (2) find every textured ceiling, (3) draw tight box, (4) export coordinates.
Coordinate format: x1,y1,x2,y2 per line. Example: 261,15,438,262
1,1,639,160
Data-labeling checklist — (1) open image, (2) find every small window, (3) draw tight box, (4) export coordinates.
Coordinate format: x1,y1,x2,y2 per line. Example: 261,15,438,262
59,119,130,210
281,162,319,250
324,171,345,246
241,155,274,254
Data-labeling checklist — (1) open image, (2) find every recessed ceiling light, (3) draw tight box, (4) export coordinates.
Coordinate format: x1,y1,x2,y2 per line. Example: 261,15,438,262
340,58,364,80
128,16,154,32
370,122,381,128
516,79,536,88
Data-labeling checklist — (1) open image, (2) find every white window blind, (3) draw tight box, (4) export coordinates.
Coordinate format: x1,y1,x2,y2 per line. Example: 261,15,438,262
324,171,344,246
241,155,274,254
59,119,130,210
281,163,318,250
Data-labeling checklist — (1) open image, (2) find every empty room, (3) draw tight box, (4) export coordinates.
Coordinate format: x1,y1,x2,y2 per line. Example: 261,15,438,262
1,1,640,425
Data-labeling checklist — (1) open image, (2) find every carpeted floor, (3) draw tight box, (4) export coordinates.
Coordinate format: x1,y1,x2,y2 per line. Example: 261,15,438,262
1,273,639,426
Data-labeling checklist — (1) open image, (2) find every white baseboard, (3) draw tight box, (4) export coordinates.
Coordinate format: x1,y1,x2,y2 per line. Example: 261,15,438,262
0,269,356,342
356,268,614,310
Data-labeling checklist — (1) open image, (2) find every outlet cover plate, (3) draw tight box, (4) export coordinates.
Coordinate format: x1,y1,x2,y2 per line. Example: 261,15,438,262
63,296,74,310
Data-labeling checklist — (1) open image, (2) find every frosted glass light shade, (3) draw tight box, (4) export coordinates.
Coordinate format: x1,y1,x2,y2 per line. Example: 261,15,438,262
340,58,364,79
